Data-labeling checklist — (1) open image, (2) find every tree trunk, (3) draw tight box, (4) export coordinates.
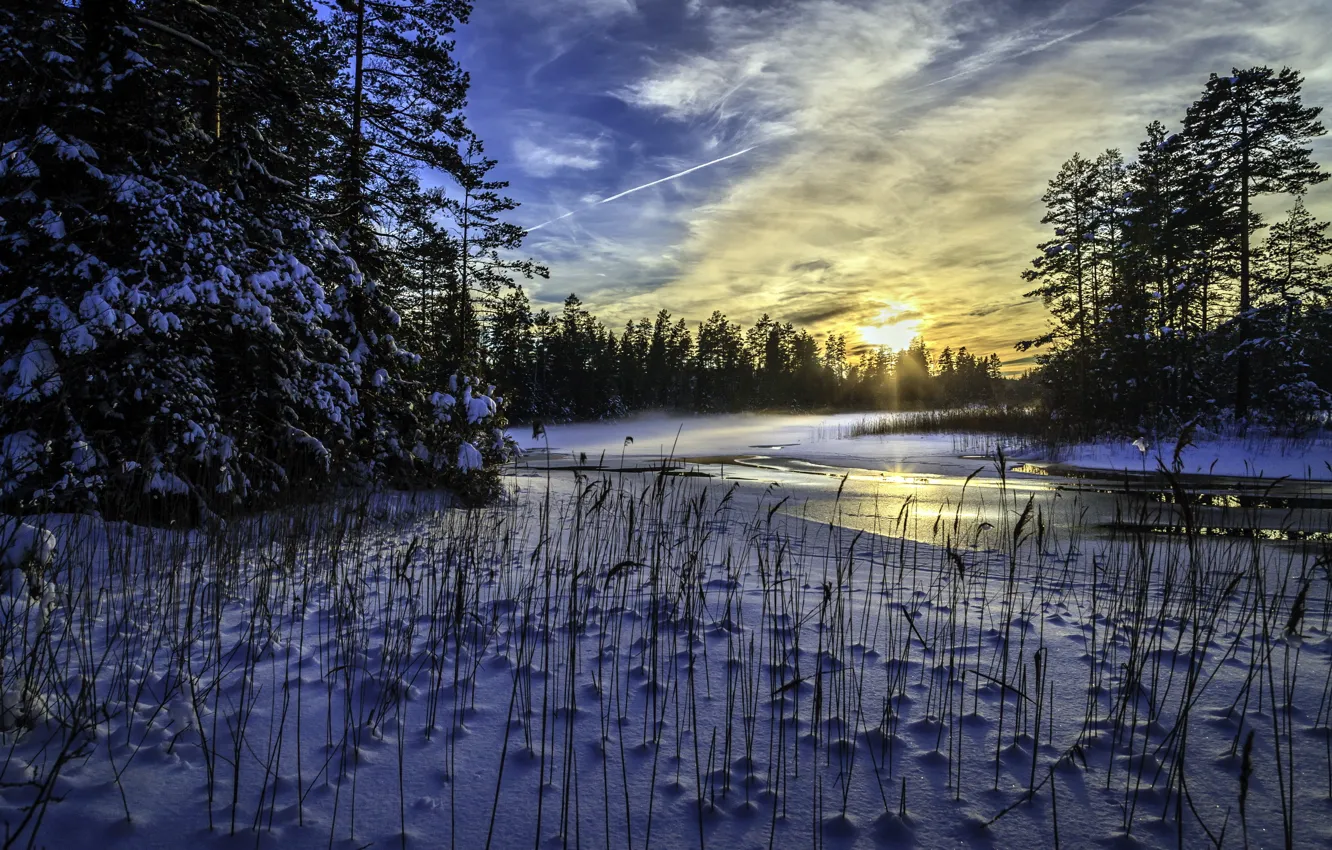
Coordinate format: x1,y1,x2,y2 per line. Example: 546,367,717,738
1236,118,1251,420
459,185,471,368
348,2,365,232
204,61,222,142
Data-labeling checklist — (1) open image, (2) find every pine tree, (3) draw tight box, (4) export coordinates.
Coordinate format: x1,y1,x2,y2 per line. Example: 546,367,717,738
1255,200,1332,308
694,311,746,411
1021,153,1104,350
332,0,471,260
1249,201,1332,419
442,135,546,373
1019,152,1121,422
895,338,933,407
1183,67,1327,418
484,286,536,418
1119,121,1235,419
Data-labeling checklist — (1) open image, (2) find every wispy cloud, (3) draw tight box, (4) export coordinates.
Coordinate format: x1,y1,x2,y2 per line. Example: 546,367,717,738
467,0,1332,361
513,135,609,178
605,0,1331,357
616,0,958,141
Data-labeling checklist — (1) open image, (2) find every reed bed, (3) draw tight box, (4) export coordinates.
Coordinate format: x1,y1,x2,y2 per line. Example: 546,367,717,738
0,462,1327,849
836,407,1052,439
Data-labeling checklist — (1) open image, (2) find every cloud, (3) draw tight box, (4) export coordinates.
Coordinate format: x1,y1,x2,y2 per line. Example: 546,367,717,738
513,135,608,178
480,0,1332,370
967,302,1027,318
569,0,1332,365
525,0,640,32
787,303,864,325
615,0,960,144
789,259,832,273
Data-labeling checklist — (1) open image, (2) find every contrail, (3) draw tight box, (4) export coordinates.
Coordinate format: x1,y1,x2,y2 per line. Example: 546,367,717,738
524,210,577,233
524,3,1142,235
524,146,756,233
597,146,755,204
906,2,1147,94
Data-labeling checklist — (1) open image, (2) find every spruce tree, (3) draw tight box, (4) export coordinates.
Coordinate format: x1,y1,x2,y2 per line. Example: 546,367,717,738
1,1,517,512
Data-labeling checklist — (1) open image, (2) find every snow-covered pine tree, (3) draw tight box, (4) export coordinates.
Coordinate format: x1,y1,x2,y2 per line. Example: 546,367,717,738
325,0,527,498
1,1,510,516
0,1,232,513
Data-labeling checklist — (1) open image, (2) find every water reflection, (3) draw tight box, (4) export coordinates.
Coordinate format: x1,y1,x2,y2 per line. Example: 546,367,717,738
509,414,1332,547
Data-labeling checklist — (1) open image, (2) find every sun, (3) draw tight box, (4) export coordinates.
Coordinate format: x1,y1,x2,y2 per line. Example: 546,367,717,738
857,306,921,351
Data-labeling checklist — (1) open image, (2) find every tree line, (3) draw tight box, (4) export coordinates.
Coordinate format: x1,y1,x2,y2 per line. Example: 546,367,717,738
1021,66,1330,431
481,290,1019,422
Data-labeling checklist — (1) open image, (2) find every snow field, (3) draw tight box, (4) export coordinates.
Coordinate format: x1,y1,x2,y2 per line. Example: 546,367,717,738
1045,432,1332,480
0,473,1327,849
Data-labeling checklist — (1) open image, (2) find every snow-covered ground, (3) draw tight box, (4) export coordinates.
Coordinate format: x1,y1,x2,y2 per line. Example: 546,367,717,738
1042,433,1332,480
512,411,974,474
0,448,1329,849
512,410,1332,481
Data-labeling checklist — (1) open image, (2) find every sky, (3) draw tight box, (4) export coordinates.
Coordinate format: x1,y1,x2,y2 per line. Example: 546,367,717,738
455,0,1332,369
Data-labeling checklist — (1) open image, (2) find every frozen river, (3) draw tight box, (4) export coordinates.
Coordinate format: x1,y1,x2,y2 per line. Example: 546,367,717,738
508,412,1332,544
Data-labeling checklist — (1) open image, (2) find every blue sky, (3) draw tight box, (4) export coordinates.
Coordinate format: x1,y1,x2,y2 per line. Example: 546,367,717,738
455,0,1332,366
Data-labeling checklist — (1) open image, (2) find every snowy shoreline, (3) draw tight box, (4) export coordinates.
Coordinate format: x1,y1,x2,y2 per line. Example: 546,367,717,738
509,410,1332,482
1029,436,1332,481
0,459,1327,848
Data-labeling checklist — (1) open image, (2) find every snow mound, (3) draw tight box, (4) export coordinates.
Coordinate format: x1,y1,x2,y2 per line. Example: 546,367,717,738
463,387,496,423
457,442,483,471
0,518,56,570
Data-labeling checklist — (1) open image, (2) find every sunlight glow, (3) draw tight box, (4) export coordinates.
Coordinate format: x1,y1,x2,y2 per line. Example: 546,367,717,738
856,306,922,351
